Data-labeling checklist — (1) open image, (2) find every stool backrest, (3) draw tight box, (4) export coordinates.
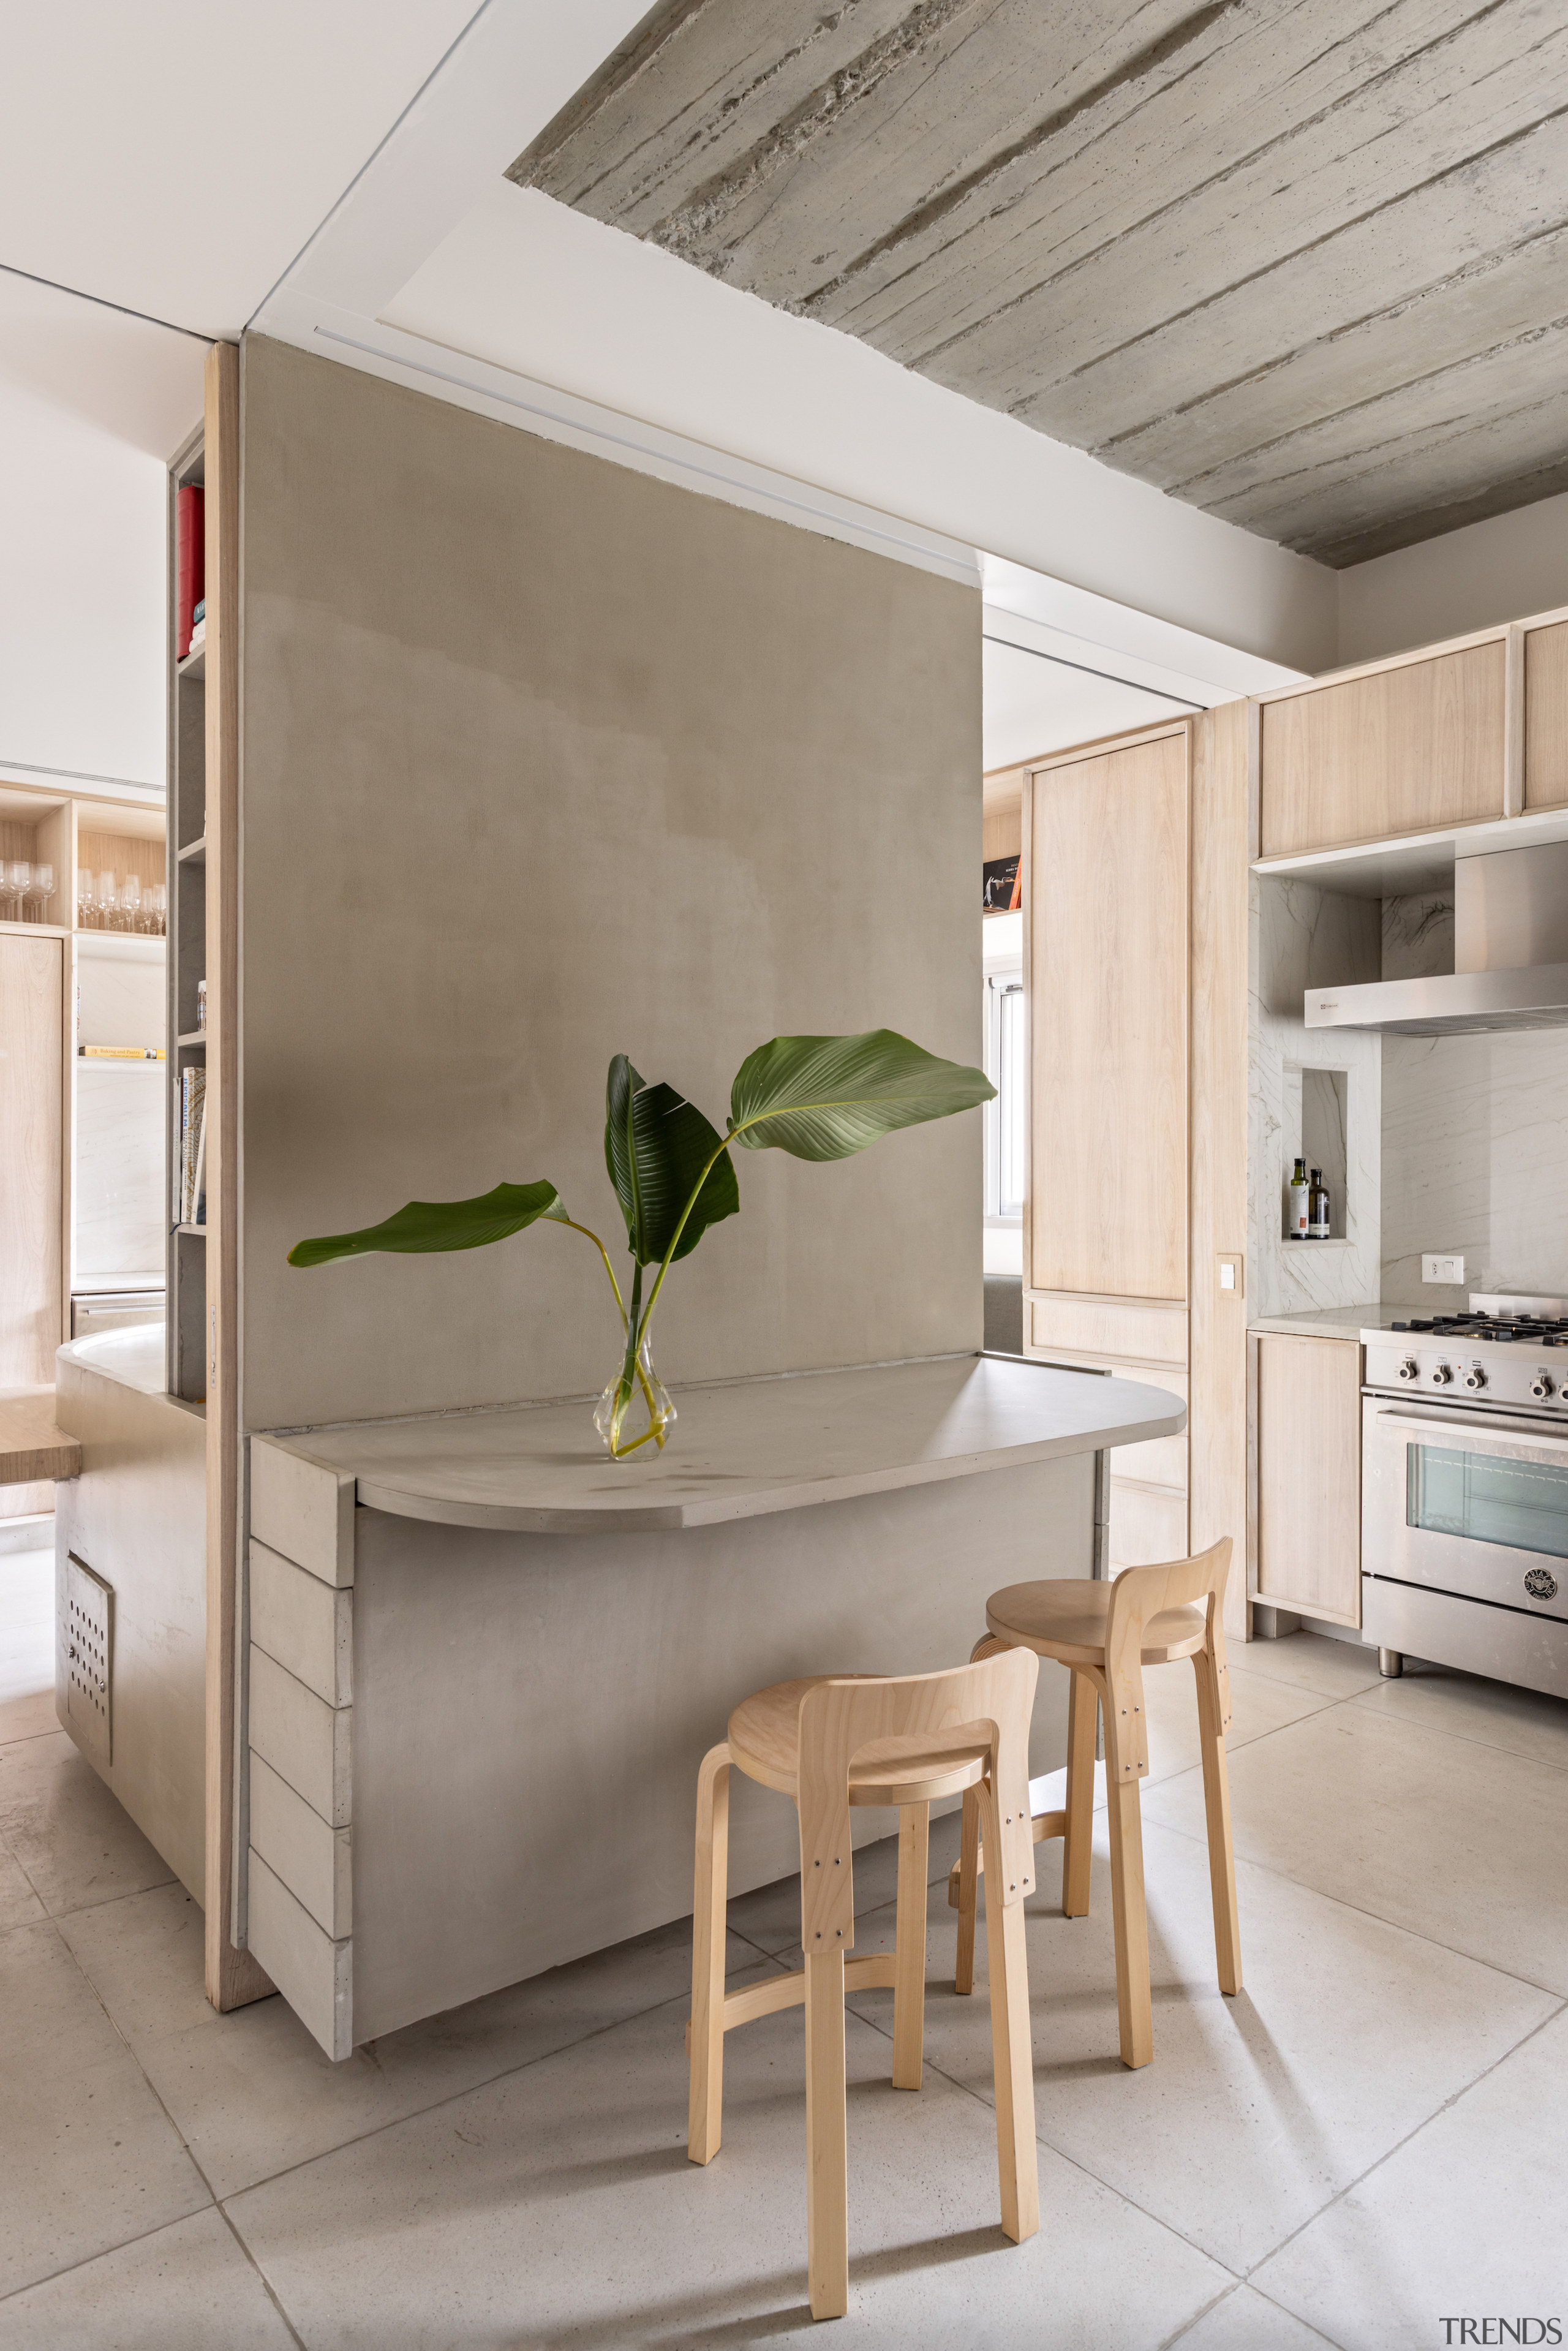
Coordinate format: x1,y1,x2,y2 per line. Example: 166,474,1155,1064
796,1648,1038,1954
1102,1536,1232,1783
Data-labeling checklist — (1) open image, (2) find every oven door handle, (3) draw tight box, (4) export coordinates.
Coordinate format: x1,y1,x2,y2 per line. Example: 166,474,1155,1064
1373,1405,1568,1449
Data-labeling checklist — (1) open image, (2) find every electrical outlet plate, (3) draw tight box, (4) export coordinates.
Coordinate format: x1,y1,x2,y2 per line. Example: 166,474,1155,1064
1423,1253,1465,1285
1216,1252,1243,1297
63,1555,112,1768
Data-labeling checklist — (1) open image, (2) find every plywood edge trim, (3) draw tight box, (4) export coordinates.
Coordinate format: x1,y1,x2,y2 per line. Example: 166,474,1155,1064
1027,719,1192,776
1027,1347,1189,1379
1024,1289,1188,1311
1108,1473,1189,1500
1253,624,1514,704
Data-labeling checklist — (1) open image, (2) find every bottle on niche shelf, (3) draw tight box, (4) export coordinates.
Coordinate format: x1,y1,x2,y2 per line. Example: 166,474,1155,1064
1287,1156,1309,1240
1308,1168,1331,1240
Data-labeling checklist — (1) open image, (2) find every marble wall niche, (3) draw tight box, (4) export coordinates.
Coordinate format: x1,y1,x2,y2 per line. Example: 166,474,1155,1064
1382,1028,1568,1308
1249,875,1382,1317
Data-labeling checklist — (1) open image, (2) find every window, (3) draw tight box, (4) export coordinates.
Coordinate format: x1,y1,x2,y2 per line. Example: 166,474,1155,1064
984,968,1026,1222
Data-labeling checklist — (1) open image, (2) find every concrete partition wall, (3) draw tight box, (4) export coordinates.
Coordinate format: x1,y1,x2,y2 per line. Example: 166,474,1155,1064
237,334,982,1429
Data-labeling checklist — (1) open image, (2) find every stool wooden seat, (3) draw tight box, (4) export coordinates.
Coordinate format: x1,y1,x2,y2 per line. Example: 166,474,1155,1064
689,1655,1041,2321
951,1538,1240,2072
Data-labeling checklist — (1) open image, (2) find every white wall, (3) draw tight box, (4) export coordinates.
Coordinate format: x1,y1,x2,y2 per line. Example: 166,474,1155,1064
0,273,205,794
1338,490,1568,666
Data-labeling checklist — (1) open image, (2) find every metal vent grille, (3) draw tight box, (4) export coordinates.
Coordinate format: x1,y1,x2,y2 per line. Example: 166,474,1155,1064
64,1555,112,1767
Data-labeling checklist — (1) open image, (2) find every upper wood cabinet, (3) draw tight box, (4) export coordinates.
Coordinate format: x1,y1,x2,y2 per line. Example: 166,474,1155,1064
1257,639,1507,859
1027,726,1188,1302
1525,618,1568,812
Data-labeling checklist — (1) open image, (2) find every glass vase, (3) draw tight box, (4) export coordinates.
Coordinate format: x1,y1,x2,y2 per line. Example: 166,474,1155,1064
594,1335,676,1460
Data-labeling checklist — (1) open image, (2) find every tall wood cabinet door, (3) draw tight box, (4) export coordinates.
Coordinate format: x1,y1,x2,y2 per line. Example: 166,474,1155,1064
0,932,65,1384
1254,1334,1362,1626
1525,620,1568,811
1258,640,1507,858
1027,729,1188,1302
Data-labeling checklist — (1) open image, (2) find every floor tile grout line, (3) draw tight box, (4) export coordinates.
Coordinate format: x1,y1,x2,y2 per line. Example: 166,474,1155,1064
1235,1996,1568,2303
34,1913,312,2347
1340,1685,1568,1775
837,1982,1251,2296
1161,2274,1349,2350
208,1953,799,2211
1133,1791,1568,2002
0,2206,221,2312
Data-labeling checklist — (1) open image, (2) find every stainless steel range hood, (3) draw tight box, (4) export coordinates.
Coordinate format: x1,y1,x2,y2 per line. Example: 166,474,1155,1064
1305,842,1568,1035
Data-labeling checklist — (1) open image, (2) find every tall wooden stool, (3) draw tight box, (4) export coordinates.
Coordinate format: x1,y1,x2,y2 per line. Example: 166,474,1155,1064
951,1538,1240,2072
688,1652,1040,2322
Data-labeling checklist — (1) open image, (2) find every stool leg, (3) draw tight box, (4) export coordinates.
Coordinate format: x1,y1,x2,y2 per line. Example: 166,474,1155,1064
1193,1650,1242,1997
1062,1668,1097,1919
954,1783,981,1997
688,1742,731,2165
892,1802,929,2089
978,1775,1039,2244
1105,1775,1153,2070
805,1948,849,2320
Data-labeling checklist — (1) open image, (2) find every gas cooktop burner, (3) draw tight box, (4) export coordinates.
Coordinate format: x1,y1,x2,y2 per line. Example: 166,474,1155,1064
1389,1312,1568,1345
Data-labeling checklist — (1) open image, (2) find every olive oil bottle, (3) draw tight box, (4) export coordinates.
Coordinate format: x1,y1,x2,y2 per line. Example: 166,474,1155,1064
1287,1156,1310,1239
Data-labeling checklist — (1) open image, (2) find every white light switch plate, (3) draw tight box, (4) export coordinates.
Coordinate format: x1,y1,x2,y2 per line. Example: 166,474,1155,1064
1423,1253,1464,1285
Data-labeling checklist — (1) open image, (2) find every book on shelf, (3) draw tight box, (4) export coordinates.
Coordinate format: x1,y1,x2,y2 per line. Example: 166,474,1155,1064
175,486,205,660
79,1044,165,1060
178,1066,208,1225
187,620,206,655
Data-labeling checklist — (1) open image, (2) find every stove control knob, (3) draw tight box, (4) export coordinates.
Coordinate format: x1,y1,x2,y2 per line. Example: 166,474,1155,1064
1464,1365,1487,1391
1430,1362,1453,1386
1397,1358,1420,1383
1531,1372,1556,1400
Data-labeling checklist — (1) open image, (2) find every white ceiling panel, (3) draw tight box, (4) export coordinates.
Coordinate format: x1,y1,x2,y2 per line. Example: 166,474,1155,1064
0,1,483,335
981,639,1192,774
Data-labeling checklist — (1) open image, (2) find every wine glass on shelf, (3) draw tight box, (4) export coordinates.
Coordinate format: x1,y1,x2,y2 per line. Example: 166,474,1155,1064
7,860,32,923
149,881,167,937
119,876,142,932
96,871,118,930
75,868,92,928
29,863,55,923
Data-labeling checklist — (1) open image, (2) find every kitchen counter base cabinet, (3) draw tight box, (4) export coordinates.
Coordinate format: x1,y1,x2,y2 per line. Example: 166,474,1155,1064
1251,1332,1362,1629
245,1455,1091,2058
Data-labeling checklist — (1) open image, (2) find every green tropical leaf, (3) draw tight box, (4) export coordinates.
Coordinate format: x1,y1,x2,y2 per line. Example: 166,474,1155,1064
604,1053,739,1267
287,1179,565,1268
727,1030,994,1161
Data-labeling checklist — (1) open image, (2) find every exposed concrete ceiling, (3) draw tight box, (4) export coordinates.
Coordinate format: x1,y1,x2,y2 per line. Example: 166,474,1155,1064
511,0,1568,568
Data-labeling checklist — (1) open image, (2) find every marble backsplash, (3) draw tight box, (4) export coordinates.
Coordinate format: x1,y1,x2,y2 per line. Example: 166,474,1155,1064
1249,876,1382,1317
1381,1028,1568,1309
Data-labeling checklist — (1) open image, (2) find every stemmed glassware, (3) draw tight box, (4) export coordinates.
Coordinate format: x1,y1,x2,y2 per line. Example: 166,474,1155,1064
3,859,31,921
120,876,142,931
27,862,55,921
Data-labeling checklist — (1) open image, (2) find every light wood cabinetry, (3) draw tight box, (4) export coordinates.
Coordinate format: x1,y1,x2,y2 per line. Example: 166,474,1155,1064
1257,639,1507,858
1524,617,1568,812
1027,727,1188,1302
1022,709,1251,1628
1251,1333,1362,1628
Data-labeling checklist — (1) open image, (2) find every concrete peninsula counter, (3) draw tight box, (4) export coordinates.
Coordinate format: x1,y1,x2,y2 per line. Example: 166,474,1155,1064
241,1353,1184,2058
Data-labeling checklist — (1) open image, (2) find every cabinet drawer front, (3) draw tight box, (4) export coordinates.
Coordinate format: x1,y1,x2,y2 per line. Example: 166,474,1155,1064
1259,641,1506,858
1109,1481,1189,1569
1525,621,1568,812
1027,1348,1188,1485
1030,1297,1188,1365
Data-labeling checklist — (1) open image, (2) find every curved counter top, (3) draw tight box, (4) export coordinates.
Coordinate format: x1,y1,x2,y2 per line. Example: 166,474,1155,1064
261,1350,1185,1535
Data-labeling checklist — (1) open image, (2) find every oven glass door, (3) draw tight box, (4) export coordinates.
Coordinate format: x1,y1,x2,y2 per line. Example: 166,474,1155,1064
1406,1444,1568,1560
1363,1400,1568,1619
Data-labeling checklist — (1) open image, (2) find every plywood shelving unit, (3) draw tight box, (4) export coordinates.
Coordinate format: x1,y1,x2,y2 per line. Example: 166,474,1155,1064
167,345,264,2013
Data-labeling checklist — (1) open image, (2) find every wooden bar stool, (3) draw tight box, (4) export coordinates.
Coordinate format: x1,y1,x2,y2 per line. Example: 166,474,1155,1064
951,1538,1240,2072
688,1651,1040,2322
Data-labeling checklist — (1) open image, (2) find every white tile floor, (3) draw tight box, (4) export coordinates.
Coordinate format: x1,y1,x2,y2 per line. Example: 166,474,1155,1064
2,1534,1566,2348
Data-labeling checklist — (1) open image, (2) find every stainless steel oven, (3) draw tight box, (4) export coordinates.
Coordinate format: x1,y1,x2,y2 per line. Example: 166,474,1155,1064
1362,1395,1568,1699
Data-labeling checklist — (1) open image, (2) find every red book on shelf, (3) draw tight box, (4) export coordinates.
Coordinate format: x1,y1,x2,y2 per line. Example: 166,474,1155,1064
176,486,204,659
